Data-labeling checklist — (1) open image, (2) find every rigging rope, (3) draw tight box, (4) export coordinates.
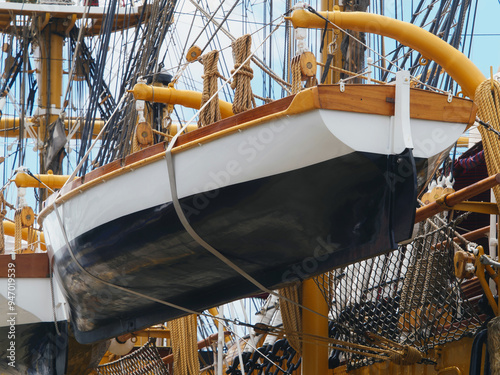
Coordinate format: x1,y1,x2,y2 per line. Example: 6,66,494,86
0,192,6,254
55,94,129,194
305,5,463,92
61,4,91,113
87,0,176,167
27,223,34,252
259,323,424,364
188,0,291,92
77,0,120,174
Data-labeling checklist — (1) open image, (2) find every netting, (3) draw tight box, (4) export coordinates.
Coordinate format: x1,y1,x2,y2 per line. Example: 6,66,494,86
226,338,301,375
315,213,482,370
97,339,169,375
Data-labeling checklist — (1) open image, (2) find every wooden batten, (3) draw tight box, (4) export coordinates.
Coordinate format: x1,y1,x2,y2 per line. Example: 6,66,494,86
316,85,476,125
409,89,477,125
125,142,167,167
176,95,295,148
0,253,50,278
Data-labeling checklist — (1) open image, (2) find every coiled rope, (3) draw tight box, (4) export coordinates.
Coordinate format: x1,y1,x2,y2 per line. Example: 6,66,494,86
199,50,222,126
366,333,423,365
475,78,500,209
488,316,500,373
14,209,22,253
279,283,302,355
231,34,255,114
170,315,199,375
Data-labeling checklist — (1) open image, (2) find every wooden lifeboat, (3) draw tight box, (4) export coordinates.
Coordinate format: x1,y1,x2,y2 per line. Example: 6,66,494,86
39,75,475,344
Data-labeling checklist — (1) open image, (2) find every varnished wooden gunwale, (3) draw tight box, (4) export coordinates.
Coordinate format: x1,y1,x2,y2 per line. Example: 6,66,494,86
315,85,477,124
43,85,476,219
0,253,50,278
175,95,295,147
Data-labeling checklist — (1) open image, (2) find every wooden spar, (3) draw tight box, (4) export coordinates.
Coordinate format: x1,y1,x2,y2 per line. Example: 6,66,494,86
415,173,500,223
0,118,105,139
0,253,49,277
433,225,495,251
0,3,147,34
456,225,494,243
130,83,234,119
161,332,231,365
451,201,499,215
15,172,70,189
114,328,171,343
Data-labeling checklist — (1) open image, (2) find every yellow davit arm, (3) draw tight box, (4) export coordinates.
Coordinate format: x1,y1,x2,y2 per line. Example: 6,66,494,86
286,10,485,99
130,84,234,119
14,172,70,190
3,220,46,251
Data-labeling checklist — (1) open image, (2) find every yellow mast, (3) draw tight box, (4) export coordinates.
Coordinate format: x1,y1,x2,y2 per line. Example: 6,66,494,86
37,18,64,174
299,2,345,373
320,1,343,84
0,2,148,145
301,278,329,374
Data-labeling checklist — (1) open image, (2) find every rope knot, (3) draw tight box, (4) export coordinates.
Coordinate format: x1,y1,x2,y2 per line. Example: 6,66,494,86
389,345,423,365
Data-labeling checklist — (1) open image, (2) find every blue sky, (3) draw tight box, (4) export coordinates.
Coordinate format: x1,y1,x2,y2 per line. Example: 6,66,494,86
469,0,500,77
